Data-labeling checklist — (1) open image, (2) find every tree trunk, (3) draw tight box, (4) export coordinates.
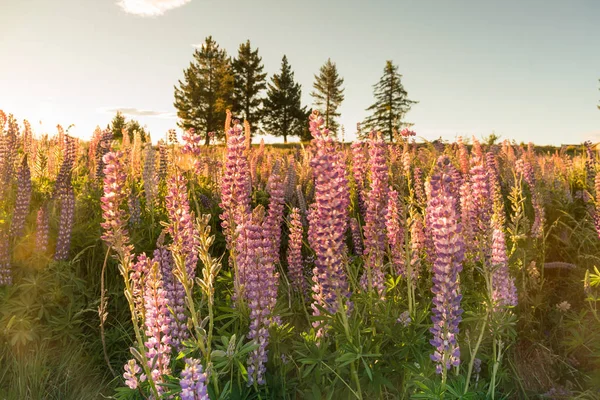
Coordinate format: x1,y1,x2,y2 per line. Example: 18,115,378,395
284,133,288,144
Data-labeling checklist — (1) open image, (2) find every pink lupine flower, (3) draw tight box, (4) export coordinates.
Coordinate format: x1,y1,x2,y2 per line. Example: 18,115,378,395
360,132,389,296
287,208,306,295
386,188,405,276
491,227,518,308
308,111,351,325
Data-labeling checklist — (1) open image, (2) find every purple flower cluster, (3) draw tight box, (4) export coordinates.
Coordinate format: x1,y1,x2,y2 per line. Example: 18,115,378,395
427,156,465,374
10,156,32,238
220,122,252,248
141,256,172,392
457,136,470,176
410,213,425,276
264,161,286,265
35,206,49,253
154,245,187,350
54,187,75,261
386,188,405,276
165,174,199,283
235,208,278,385
287,207,306,295
491,227,518,308
413,167,425,205
349,217,363,256
595,173,600,239
143,143,157,208
516,158,545,238
180,358,209,400
360,132,389,296
0,227,11,285
307,111,351,322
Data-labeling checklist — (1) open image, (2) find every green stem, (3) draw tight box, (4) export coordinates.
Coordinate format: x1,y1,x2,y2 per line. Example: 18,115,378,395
463,311,488,394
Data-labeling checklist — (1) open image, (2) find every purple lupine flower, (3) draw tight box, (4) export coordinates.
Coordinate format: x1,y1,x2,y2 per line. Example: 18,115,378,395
595,172,600,239
54,134,76,199
360,132,388,296
54,186,75,261
220,122,252,248
35,206,49,253
141,256,172,392
10,156,32,238
284,155,297,203
287,208,306,295
473,358,482,375
308,111,351,328
180,358,209,400
351,141,368,216
401,143,411,177
128,192,141,227
0,226,11,285
130,253,152,319
516,158,545,238
123,359,143,390
236,208,278,385
396,310,411,327
349,217,363,256
427,156,465,374
264,160,286,265
166,174,199,282
154,245,187,351
386,188,405,276
491,227,518,307
100,151,133,259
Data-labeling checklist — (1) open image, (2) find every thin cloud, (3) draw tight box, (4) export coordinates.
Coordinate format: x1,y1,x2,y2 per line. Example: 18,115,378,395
100,107,176,119
117,0,191,17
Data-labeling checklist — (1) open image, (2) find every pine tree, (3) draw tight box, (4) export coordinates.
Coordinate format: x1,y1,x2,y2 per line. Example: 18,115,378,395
363,60,417,141
262,56,308,143
174,36,233,145
110,111,126,141
232,40,267,129
311,59,345,134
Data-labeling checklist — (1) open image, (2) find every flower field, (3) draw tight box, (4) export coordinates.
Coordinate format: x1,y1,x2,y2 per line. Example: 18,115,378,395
1,109,600,399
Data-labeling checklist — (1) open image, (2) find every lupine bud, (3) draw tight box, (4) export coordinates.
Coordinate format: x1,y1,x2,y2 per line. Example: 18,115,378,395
54,187,75,261
349,217,363,256
386,188,405,276
491,227,518,308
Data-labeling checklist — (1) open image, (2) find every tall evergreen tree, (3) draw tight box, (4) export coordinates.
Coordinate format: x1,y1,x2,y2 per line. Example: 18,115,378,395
311,59,345,133
232,40,267,129
110,111,126,141
262,56,308,143
174,36,233,144
363,60,417,141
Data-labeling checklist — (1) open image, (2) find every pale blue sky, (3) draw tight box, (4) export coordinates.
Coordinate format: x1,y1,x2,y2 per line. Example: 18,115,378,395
1,0,598,144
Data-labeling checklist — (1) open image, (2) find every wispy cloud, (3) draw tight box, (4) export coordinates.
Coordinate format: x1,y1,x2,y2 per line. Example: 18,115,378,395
99,107,176,119
117,0,192,17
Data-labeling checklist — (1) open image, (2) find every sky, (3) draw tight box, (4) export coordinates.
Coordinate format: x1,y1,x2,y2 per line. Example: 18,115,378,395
0,0,599,144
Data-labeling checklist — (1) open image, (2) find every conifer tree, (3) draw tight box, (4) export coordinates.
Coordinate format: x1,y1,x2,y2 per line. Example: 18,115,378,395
262,56,308,143
363,60,417,141
174,36,233,144
311,59,344,134
232,40,267,129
